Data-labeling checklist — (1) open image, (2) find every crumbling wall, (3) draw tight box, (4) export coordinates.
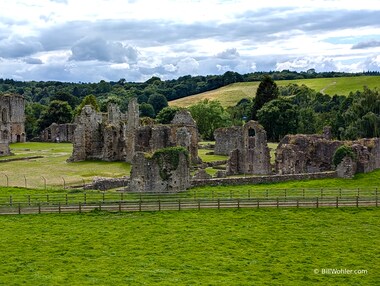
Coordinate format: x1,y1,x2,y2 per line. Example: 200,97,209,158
214,126,243,155
125,98,139,162
0,94,25,156
40,123,76,142
275,135,380,175
227,121,271,175
129,147,190,193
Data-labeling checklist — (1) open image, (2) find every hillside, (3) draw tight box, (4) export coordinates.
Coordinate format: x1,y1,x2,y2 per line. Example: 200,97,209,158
169,75,380,108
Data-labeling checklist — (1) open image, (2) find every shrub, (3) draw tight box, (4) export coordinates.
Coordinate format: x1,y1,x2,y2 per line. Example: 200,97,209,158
332,145,355,167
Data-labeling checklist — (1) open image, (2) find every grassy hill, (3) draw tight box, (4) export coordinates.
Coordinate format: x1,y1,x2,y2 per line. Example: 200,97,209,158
169,75,380,108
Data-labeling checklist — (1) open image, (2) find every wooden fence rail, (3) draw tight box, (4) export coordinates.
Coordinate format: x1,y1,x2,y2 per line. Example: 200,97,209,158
0,196,378,215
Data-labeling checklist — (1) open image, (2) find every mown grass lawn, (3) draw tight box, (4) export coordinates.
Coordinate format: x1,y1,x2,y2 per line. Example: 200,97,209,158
0,208,379,285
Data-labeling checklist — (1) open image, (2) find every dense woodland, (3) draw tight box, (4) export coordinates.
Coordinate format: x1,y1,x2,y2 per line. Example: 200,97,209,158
1,70,379,142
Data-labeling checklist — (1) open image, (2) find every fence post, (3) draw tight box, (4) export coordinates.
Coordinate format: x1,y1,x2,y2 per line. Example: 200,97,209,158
41,176,47,190
276,197,279,208
119,201,122,212
237,199,240,209
357,188,360,198
198,200,200,211
158,199,161,211
61,177,66,189
316,197,319,208
296,199,299,208
58,202,61,214
339,188,342,199
217,198,220,210
120,192,124,202
18,203,21,214
28,195,31,206
376,194,378,208
178,199,181,211
139,200,142,212
79,202,82,213
257,199,259,208
284,189,287,199
336,197,339,208
9,195,12,206
356,196,359,208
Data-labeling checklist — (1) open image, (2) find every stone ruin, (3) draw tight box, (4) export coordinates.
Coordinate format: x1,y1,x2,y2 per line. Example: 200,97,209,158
40,123,76,142
214,121,271,175
68,98,199,164
275,133,380,177
130,147,190,193
0,94,25,156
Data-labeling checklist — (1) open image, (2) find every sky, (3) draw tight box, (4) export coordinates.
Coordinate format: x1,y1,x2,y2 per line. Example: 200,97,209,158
1,0,380,83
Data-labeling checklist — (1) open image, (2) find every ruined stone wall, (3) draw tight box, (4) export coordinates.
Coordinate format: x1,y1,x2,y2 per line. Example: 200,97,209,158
214,126,243,155
275,135,380,175
191,171,338,187
0,94,25,146
40,123,76,142
226,121,271,175
130,147,190,193
125,98,139,162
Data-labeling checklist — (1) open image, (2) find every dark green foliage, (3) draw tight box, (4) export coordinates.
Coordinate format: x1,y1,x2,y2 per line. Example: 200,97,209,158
75,94,99,114
151,147,189,180
38,100,73,131
139,103,155,118
257,97,298,141
51,91,79,109
189,99,232,140
156,106,181,124
252,75,279,119
147,93,168,115
333,145,356,167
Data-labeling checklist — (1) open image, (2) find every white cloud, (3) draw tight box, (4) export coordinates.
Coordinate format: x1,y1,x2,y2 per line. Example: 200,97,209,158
1,0,380,82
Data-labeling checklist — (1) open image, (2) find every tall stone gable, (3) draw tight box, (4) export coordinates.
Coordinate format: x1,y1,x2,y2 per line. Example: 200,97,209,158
0,94,25,156
226,121,271,175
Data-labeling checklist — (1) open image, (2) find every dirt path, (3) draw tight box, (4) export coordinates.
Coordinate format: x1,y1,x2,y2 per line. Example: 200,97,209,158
320,81,337,94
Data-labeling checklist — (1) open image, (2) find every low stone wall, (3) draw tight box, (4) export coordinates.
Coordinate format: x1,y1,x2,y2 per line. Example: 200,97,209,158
191,171,337,187
84,176,130,191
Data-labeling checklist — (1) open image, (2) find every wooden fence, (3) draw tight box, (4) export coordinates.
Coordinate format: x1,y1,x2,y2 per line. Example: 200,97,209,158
0,196,378,215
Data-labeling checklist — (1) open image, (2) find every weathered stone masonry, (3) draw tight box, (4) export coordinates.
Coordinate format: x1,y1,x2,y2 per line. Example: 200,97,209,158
0,94,25,156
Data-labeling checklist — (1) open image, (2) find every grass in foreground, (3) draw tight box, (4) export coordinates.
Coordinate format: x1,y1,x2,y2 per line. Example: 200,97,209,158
0,208,378,285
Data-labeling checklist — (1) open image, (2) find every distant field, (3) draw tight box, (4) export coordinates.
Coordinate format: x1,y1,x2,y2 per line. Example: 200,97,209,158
169,75,380,108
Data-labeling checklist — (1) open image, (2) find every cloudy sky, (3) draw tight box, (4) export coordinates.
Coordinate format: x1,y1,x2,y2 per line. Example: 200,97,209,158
1,0,380,82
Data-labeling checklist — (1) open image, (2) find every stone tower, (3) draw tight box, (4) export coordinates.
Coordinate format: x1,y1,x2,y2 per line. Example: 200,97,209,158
125,98,139,162
0,94,25,155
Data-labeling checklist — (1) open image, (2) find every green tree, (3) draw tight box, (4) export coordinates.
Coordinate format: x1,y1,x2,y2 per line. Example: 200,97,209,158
189,99,232,140
25,102,48,139
257,97,298,141
38,100,73,131
156,106,181,124
148,94,168,116
252,75,279,119
51,91,79,109
139,103,155,118
75,94,99,115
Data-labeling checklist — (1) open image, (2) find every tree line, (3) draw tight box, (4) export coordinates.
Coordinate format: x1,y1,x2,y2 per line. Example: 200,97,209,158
0,70,379,141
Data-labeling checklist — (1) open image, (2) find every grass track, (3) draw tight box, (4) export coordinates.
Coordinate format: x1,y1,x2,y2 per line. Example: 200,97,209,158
0,208,378,285
169,76,380,107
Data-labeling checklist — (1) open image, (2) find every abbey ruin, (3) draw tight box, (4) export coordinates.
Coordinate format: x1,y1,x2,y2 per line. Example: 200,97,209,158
68,98,199,164
0,94,25,156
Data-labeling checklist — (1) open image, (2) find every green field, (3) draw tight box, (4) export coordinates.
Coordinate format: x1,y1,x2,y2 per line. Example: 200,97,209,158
169,76,380,108
0,142,130,189
0,208,378,285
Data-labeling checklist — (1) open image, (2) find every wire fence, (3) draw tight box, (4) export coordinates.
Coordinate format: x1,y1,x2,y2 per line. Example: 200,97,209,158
0,196,378,215
0,173,88,190
0,188,378,205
